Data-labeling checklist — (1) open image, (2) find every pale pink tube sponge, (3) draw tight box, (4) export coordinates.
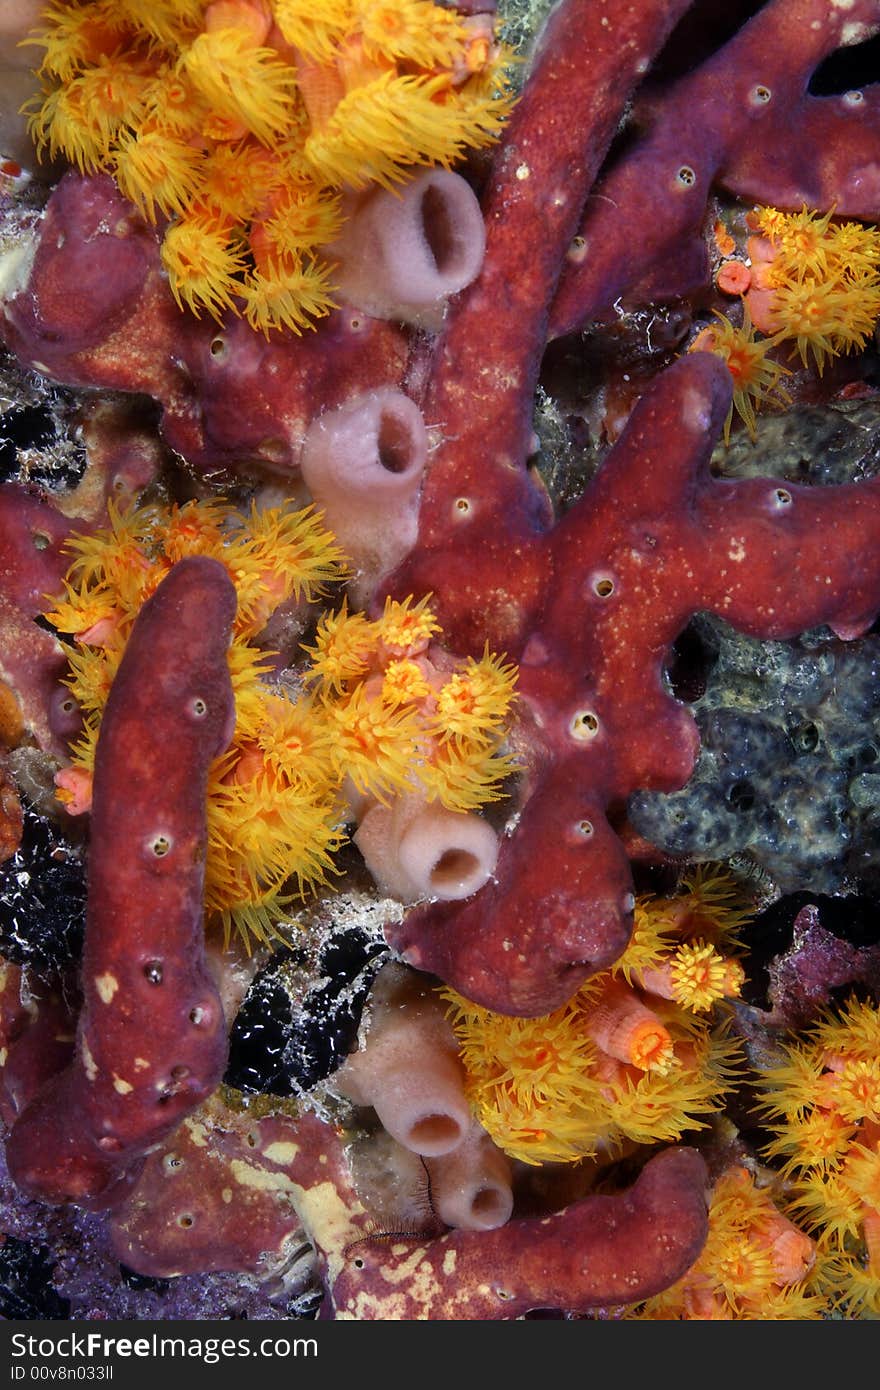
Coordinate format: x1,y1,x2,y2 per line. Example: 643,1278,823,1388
300,388,427,605
332,963,471,1158
328,169,487,332
353,794,499,904
428,1121,514,1232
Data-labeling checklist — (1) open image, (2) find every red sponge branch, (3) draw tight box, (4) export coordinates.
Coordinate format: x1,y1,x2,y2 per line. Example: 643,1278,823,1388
549,0,880,339
0,485,82,756
389,352,880,1014
6,556,237,1208
387,0,696,652
292,1116,709,1319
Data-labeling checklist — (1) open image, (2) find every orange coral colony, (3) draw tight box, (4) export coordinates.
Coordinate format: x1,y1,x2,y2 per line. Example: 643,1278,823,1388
755,995,880,1316
627,1166,823,1320
745,204,880,372
44,497,520,949
442,868,747,1166
23,0,516,333
699,204,880,441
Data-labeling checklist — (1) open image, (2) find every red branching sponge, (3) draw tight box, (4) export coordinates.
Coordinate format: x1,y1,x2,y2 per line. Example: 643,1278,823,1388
0,171,410,478
286,1114,709,1320
388,351,880,1014
5,555,237,1208
388,0,696,653
550,0,880,338
109,1098,310,1283
373,1,880,1016
0,958,75,1128
105,1097,708,1318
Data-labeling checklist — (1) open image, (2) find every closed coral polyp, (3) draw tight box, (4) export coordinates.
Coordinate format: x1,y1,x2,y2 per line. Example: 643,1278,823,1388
584,983,674,1073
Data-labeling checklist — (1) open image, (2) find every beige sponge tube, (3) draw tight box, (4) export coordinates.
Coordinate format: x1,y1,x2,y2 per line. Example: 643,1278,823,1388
354,795,499,904
333,964,472,1158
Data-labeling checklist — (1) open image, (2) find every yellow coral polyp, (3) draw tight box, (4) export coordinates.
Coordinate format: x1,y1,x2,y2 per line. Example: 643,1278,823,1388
690,309,792,443
327,684,421,801
770,274,880,373
254,184,345,259
357,0,468,68
25,82,107,172
24,0,517,334
161,212,249,319
612,868,749,1015
829,1058,880,1124
43,582,122,645
180,29,297,145
669,940,733,1012
206,765,345,938
234,501,349,612
254,695,337,789
379,659,432,708
304,601,376,691
432,645,518,744
304,70,513,190
240,257,337,336
114,124,205,224
374,593,440,658
755,203,836,282
272,0,353,63
420,736,518,812
114,0,204,47
197,142,277,222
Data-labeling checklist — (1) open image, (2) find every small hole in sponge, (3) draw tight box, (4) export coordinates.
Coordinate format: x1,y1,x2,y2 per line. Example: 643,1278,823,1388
570,710,600,740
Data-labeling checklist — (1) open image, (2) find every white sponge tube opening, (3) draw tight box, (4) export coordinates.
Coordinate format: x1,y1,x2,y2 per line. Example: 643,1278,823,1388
430,1124,514,1231
355,798,499,904
301,388,428,603
330,169,486,329
301,387,427,502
